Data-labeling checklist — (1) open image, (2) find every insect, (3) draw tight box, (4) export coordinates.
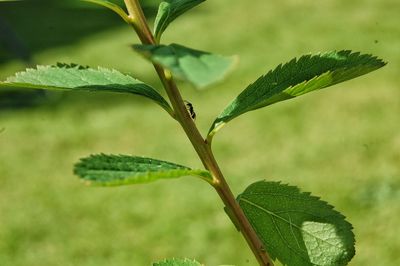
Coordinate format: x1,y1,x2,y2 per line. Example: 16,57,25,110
184,100,196,121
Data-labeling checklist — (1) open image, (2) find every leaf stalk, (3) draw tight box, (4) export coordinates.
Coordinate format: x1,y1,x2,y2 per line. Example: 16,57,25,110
123,1,274,265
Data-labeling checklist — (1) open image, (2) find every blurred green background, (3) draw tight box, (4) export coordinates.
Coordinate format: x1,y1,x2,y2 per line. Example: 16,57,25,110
0,0,399,265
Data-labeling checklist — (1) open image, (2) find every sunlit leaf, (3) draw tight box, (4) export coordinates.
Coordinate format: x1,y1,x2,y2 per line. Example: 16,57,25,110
208,51,386,139
133,43,237,89
238,181,355,266
74,154,212,186
154,0,206,42
153,258,203,266
0,64,173,114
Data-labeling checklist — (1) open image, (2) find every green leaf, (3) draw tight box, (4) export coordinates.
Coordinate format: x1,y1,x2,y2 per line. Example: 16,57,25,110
154,0,206,42
238,181,355,266
208,50,386,138
133,43,237,89
83,0,130,23
74,154,212,186
153,258,203,266
0,64,173,115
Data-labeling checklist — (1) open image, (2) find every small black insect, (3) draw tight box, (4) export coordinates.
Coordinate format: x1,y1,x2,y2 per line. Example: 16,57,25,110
184,100,196,120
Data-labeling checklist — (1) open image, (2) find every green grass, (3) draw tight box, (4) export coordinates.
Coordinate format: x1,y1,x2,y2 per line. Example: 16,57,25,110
1,0,399,265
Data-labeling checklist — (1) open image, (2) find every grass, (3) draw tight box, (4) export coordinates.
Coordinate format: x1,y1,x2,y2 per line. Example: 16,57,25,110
0,0,399,265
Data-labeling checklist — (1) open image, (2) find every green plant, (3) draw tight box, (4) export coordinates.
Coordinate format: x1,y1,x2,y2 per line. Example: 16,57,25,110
0,0,386,265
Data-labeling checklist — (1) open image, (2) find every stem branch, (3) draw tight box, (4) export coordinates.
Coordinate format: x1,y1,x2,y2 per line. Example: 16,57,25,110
123,1,273,265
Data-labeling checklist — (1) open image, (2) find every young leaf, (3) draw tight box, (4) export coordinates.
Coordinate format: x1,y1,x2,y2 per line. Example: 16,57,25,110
83,0,130,23
238,181,355,266
0,64,173,115
133,43,237,89
153,258,203,266
74,154,213,186
154,0,206,42
208,51,386,139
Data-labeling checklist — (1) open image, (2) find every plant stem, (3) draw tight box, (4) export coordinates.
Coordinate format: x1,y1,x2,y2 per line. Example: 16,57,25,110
123,0,155,44
123,1,273,265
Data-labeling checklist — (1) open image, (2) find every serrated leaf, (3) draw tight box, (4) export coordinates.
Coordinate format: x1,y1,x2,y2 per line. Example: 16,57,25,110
133,43,237,89
154,0,205,42
74,154,212,186
0,64,172,114
153,258,203,266
238,181,355,266
208,50,386,138
83,0,130,23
